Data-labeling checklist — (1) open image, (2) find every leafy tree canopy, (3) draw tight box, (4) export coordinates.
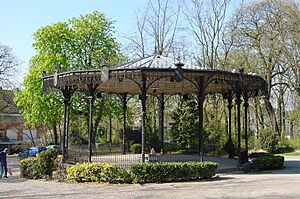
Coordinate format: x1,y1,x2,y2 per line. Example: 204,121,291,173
15,11,124,127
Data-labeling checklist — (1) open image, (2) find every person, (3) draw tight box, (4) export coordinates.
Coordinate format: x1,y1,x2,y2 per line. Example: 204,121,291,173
150,147,156,155
0,148,8,179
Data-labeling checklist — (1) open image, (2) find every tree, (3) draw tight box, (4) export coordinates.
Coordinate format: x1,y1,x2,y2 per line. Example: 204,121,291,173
125,0,182,58
184,0,232,70
170,98,199,149
15,11,124,145
229,0,300,134
0,44,21,87
184,0,232,140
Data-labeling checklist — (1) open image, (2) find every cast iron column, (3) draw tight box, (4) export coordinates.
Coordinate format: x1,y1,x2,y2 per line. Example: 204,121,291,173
87,95,95,162
159,93,165,154
122,93,127,154
197,77,205,162
244,94,249,162
140,74,147,163
62,87,72,162
236,92,242,165
227,92,233,144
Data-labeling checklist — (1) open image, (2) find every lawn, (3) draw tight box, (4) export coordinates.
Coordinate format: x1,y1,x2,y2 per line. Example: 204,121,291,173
275,151,300,156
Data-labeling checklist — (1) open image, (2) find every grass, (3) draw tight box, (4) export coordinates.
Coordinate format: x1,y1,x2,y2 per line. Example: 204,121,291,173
274,151,300,156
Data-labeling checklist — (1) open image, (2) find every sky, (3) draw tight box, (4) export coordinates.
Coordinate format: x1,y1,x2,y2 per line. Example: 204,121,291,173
0,0,147,84
0,0,250,85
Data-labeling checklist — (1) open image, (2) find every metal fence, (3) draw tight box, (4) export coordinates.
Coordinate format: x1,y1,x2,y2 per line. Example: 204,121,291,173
66,148,211,169
66,148,142,169
92,154,142,169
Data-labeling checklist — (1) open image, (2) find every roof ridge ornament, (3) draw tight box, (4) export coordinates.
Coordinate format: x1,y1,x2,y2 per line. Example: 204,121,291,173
101,65,109,82
174,62,184,82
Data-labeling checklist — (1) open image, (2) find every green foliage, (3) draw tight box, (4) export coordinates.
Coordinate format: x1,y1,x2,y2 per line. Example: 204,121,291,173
66,162,131,183
15,11,124,133
146,130,160,151
130,162,218,183
290,104,300,136
204,120,227,154
288,136,300,150
14,64,63,127
66,161,218,184
37,149,58,178
170,98,199,149
131,143,141,154
252,155,284,171
19,157,41,179
119,127,141,148
258,128,280,153
19,149,58,179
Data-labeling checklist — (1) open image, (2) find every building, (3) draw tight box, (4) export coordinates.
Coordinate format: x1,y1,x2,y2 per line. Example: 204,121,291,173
0,89,39,152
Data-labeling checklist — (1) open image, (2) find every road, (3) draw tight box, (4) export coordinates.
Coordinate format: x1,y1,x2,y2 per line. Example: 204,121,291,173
0,156,299,199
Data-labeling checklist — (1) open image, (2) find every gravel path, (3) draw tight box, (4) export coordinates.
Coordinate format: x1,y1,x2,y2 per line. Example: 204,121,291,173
0,156,300,199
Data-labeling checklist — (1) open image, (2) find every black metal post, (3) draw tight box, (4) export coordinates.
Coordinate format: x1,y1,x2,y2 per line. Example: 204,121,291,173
87,95,94,162
62,99,69,162
122,93,127,154
244,94,249,162
197,77,205,162
227,92,235,158
109,115,112,144
227,92,233,144
236,92,242,165
159,93,165,154
140,75,147,163
62,87,71,162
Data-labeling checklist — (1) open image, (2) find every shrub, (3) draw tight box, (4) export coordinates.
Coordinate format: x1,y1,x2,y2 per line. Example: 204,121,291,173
19,149,58,179
249,152,271,159
258,128,280,153
37,149,58,178
19,157,41,179
66,161,218,184
130,162,218,183
252,155,284,171
131,144,141,154
66,162,131,183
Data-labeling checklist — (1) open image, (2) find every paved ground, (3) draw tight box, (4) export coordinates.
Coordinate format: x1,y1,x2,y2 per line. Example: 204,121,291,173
0,156,300,199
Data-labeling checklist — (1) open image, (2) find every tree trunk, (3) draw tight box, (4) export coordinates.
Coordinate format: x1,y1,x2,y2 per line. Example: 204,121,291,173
93,99,104,147
53,125,58,145
264,97,279,135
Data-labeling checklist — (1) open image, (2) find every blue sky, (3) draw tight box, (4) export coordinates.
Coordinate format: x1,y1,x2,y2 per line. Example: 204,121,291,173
1,0,248,84
0,0,146,82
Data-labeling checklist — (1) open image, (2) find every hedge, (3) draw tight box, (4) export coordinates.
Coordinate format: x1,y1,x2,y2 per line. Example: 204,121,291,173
19,149,58,179
19,157,41,179
66,161,218,184
66,162,131,183
252,155,284,171
130,162,218,183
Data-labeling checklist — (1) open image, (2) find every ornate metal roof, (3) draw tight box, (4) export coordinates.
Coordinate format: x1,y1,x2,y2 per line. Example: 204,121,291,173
114,55,200,70
42,55,268,97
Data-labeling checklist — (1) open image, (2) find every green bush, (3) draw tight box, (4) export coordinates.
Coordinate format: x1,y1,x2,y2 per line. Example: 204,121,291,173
66,162,131,183
131,144,141,154
66,161,218,184
258,128,280,153
19,149,58,179
37,149,58,178
19,157,41,179
130,162,218,183
252,155,284,171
